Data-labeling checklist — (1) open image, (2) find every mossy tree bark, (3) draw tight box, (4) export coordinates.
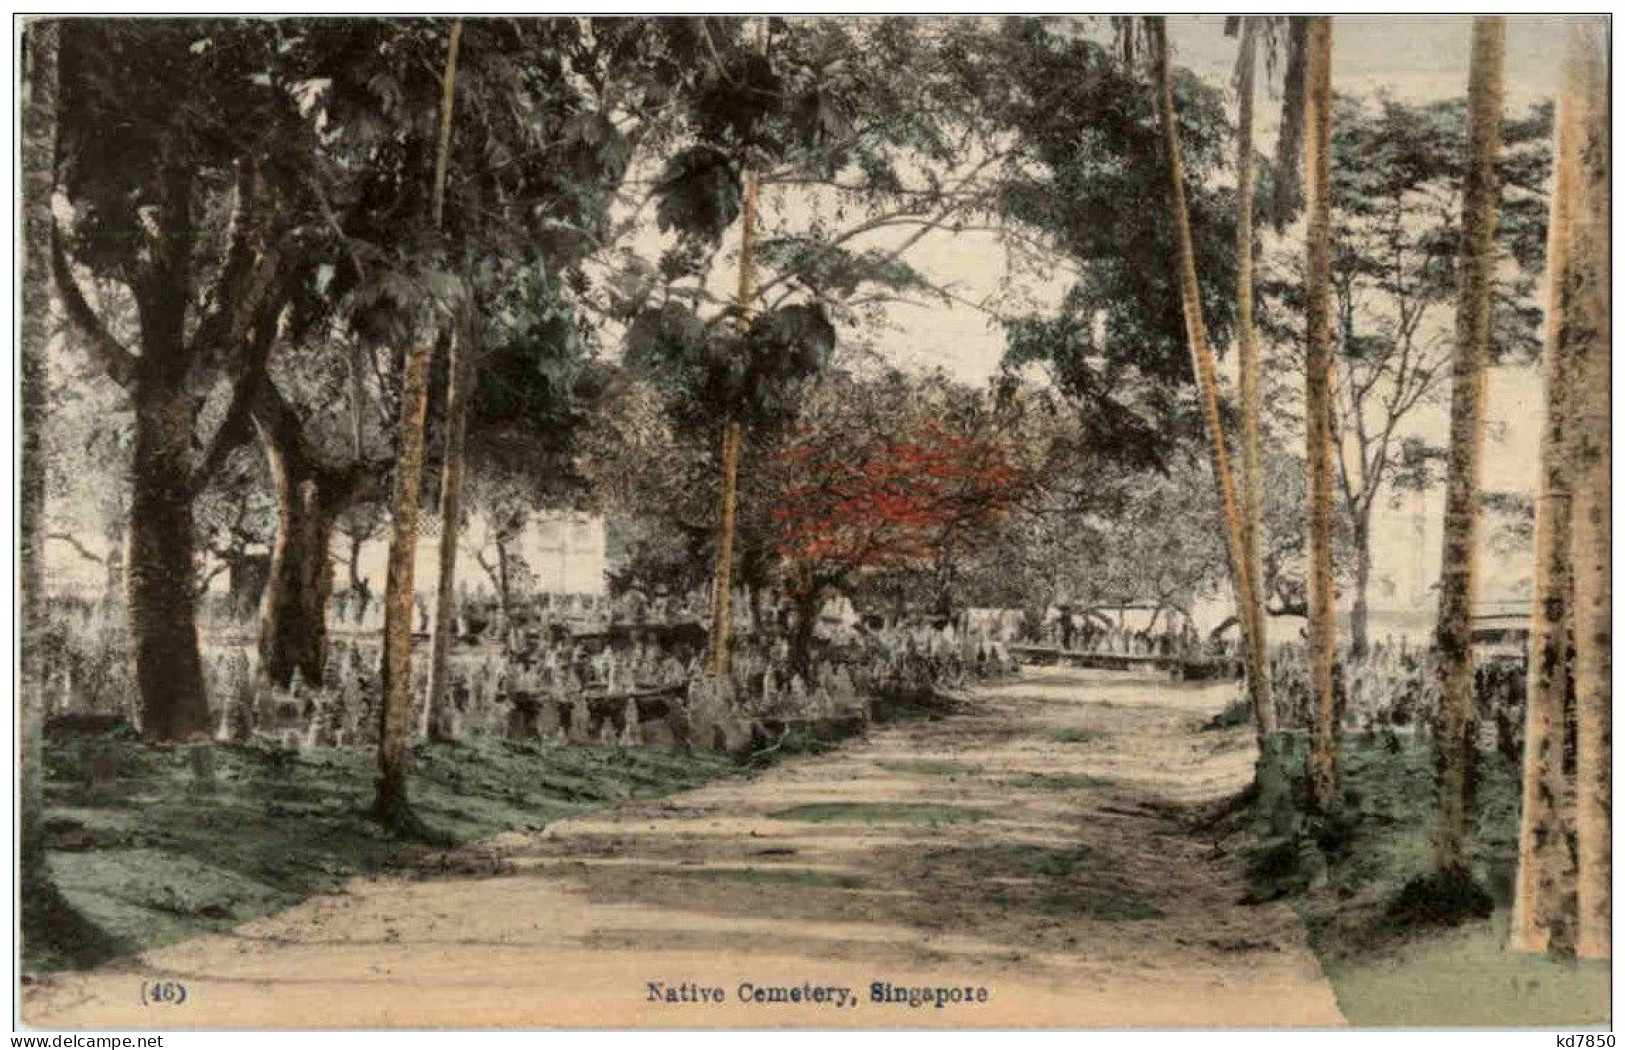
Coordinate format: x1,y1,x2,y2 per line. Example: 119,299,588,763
1301,16,1339,814
1150,17,1275,746
1510,39,1582,955
373,18,462,832
1432,16,1505,877
1564,21,1610,962
1232,16,1275,742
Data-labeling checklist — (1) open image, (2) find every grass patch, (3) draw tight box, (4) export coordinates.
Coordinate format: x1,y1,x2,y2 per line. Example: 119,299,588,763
1048,727,1109,744
923,843,1163,921
1000,772,1110,792
876,759,982,778
1245,735,1608,1026
666,866,866,890
767,802,991,825
33,734,737,972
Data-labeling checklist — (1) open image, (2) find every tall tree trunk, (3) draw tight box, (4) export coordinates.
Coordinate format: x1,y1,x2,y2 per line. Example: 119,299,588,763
258,437,340,689
127,383,212,741
1350,509,1372,660
20,16,95,963
1564,21,1610,961
1150,18,1274,741
427,317,473,742
1232,16,1274,737
1432,16,1505,877
373,18,461,832
708,419,744,675
1301,16,1339,815
1510,40,1583,954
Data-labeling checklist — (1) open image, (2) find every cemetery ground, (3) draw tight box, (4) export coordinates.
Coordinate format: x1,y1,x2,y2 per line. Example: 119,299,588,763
23,667,1607,1029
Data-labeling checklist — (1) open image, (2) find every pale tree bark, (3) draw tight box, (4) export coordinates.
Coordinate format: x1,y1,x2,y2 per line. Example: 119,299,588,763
1232,17,1274,739
706,73,760,677
20,16,92,962
426,311,474,742
1510,45,1582,955
1150,18,1275,744
1432,16,1504,877
1301,16,1339,815
373,18,461,832
1564,21,1610,962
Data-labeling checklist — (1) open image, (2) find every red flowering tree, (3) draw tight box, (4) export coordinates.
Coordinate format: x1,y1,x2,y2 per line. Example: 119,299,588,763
768,385,1035,668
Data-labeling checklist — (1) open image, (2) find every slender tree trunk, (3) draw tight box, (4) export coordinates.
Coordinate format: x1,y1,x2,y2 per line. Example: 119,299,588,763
1150,18,1274,741
347,532,370,623
20,16,84,961
494,538,512,643
258,439,339,689
706,17,764,677
708,419,744,675
1564,21,1610,961
127,383,212,741
1233,16,1274,736
373,18,461,832
1302,16,1339,815
1351,510,1372,660
1433,16,1505,877
427,318,473,742
1510,45,1583,955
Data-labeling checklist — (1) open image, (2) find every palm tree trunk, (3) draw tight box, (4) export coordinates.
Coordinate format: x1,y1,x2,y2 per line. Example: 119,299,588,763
373,18,461,832
1233,17,1274,739
426,315,473,742
1563,21,1610,961
1510,41,1582,955
1432,16,1505,877
1150,18,1274,747
1301,16,1339,815
706,106,760,677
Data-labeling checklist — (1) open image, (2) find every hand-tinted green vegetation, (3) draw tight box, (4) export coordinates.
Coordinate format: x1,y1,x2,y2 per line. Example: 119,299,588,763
1244,736,1609,1025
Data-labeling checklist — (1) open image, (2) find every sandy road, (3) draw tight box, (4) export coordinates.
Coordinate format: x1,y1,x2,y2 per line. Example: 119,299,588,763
23,666,1344,1029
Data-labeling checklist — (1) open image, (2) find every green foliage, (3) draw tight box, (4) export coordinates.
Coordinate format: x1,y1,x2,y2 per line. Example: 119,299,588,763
982,21,1238,466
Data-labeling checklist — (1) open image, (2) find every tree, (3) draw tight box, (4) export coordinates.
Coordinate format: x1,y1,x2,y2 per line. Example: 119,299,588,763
1563,21,1610,962
1431,15,1504,887
994,21,1237,472
1301,16,1339,815
1149,17,1274,739
1510,35,1583,953
20,14,109,966
1229,16,1273,732
53,20,310,739
1262,94,1551,657
767,372,1036,670
373,18,463,833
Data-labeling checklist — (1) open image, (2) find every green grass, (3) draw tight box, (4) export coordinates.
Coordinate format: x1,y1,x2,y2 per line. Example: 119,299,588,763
1048,727,1110,744
876,759,983,778
665,866,867,890
999,772,1110,792
923,843,1163,921
33,734,736,972
1247,735,1609,1026
767,801,991,825
1322,913,1610,1027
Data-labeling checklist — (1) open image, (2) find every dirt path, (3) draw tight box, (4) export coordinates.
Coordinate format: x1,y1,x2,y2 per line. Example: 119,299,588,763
23,667,1344,1029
